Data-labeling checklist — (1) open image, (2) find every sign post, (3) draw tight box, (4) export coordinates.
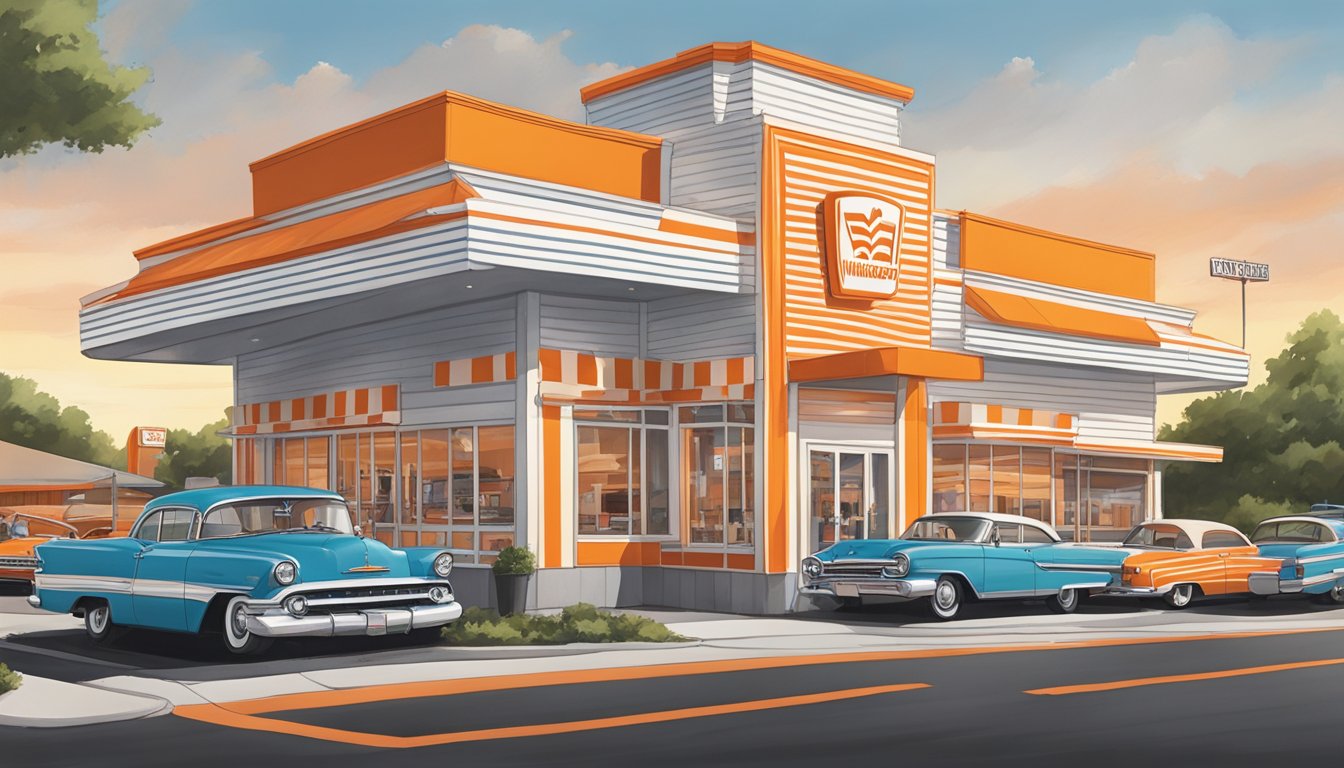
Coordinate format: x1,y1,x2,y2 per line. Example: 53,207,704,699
1209,258,1269,348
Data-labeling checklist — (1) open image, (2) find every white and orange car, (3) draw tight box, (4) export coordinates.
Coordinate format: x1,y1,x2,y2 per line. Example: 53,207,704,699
1104,519,1282,608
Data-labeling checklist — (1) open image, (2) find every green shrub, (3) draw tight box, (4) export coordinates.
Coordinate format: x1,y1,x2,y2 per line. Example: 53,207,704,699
491,546,537,575
0,664,21,694
441,603,688,646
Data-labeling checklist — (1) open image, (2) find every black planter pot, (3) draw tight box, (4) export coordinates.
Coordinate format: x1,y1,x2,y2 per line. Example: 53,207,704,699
494,572,532,616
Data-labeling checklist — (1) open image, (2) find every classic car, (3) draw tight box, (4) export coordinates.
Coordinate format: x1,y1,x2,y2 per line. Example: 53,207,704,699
1247,516,1344,603
1103,519,1282,608
29,485,463,654
799,512,1129,620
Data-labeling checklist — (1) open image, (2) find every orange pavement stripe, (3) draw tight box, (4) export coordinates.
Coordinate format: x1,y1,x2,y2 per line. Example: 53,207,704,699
177,683,927,749
220,626,1340,717
1026,657,1344,697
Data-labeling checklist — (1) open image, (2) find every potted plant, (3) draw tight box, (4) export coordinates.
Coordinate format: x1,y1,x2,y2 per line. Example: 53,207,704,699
491,546,536,616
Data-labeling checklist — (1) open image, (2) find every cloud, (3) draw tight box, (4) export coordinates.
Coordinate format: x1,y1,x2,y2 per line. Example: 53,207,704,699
0,20,624,438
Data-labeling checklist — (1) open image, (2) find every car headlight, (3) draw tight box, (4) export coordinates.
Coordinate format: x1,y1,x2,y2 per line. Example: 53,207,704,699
273,560,297,585
801,556,824,581
284,595,308,616
882,553,910,578
433,552,454,577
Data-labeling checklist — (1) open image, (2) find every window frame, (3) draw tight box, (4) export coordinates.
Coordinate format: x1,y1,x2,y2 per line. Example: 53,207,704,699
679,404,756,550
132,506,199,542
574,408,672,540
1201,530,1249,549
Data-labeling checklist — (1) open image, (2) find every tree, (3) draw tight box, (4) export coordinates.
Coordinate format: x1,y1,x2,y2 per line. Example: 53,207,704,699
1160,310,1344,530
155,417,232,488
0,0,159,157
0,371,121,467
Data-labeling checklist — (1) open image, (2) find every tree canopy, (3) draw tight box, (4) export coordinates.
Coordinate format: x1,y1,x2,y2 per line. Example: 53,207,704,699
0,371,121,468
0,0,159,157
155,418,232,488
1160,309,1344,530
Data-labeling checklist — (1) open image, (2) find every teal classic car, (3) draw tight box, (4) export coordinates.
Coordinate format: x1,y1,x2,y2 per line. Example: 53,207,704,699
799,512,1129,620
28,485,462,654
1248,515,1344,604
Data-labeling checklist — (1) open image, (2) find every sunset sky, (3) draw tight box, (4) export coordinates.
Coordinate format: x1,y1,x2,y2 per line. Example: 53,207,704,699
3,0,1343,441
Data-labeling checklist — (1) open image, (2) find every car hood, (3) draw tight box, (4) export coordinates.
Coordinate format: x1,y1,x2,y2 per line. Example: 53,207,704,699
199,533,411,580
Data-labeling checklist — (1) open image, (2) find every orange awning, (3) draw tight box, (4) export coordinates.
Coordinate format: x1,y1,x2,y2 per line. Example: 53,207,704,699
789,346,983,383
964,286,1162,346
89,179,477,306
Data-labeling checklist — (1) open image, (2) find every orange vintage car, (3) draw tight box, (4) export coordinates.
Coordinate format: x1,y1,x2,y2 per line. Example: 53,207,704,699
1105,519,1283,608
0,507,127,583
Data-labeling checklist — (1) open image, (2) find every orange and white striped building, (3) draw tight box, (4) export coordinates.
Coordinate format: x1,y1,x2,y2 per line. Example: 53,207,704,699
80,42,1248,612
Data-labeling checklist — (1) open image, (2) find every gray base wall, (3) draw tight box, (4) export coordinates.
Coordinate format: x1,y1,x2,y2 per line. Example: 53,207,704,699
451,566,800,615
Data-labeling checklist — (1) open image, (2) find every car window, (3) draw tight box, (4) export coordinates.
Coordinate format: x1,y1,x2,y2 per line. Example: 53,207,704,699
1123,524,1193,550
1022,525,1054,544
993,524,1023,544
901,516,989,542
1202,530,1247,549
157,509,196,542
1251,520,1328,544
199,498,354,538
136,511,162,542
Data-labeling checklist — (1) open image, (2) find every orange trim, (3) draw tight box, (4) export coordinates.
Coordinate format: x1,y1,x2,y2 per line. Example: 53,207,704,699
660,550,683,566
681,551,726,568
467,209,747,258
657,216,756,246
1026,658,1344,697
134,214,269,261
0,482,96,493
575,541,662,567
903,379,928,529
1072,440,1223,462
580,41,915,105
344,565,391,573
789,346,983,383
726,553,756,570
762,126,789,574
965,286,1163,346
542,405,562,569
959,211,1155,302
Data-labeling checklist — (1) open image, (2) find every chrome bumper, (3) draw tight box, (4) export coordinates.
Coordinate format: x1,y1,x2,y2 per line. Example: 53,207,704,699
1101,584,1171,597
1250,572,1292,596
244,601,463,638
26,593,41,608
800,577,937,600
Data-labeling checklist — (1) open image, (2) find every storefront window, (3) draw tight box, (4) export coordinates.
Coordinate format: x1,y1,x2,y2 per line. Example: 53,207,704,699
967,444,991,512
235,438,262,484
992,445,1020,515
399,432,419,529
681,405,754,547
576,410,670,537
412,425,516,564
932,444,967,513
1021,448,1051,523
270,437,332,490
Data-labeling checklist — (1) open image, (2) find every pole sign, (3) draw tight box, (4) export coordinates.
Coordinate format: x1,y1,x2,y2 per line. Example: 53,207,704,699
1209,258,1269,282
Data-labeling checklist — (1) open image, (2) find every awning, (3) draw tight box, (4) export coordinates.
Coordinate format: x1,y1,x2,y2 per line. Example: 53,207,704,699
965,286,1162,346
0,441,162,489
789,346,983,383
87,179,478,306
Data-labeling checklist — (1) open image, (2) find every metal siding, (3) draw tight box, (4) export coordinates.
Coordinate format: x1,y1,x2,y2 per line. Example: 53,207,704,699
646,293,756,360
748,63,903,147
538,295,641,357
667,117,762,219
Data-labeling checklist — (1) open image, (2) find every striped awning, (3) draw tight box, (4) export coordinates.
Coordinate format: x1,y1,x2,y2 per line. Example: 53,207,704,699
230,384,400,435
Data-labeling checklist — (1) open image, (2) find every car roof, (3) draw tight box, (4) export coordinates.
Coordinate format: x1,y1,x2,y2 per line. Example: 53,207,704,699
1258,516,1344,534
144,485,344,512
913,511,1061,540
1136,519,1247,541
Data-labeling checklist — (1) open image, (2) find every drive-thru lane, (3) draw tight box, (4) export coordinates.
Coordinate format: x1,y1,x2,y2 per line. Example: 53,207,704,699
7,626,1344,766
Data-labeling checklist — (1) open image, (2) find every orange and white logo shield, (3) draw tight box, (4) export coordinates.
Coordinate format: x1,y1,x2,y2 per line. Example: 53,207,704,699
822,191,905,299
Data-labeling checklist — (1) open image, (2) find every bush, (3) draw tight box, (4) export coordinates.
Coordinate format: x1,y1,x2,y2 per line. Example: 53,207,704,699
441,603,688,646
0,664,21,694
491,546,537,575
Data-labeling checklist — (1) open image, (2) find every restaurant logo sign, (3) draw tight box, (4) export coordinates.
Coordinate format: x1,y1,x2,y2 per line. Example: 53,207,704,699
138,427,167,448
822,191,905,299
1209,258,1269,282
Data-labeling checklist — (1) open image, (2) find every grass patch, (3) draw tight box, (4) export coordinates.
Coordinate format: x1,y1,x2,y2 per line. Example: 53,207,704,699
0,664,21,695
441,603,689,646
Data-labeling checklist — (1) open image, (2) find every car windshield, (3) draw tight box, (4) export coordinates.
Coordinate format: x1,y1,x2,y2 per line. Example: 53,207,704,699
901,516,990,542
1251,520,1332,544
199,498,354,538
1122,524,1192,550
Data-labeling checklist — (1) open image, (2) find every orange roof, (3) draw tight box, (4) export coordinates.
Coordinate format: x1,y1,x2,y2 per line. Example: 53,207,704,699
89,180,476,307
965,286,1163,346
580,41,916,105
788,346,983,383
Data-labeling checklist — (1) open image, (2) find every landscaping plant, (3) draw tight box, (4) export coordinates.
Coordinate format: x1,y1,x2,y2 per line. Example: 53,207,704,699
441,603,688,646
0,663,21,694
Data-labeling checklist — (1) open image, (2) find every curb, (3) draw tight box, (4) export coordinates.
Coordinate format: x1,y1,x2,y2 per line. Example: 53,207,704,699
0,675,173,728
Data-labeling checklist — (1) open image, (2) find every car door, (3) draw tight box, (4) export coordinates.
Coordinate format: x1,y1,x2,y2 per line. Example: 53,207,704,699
131,507,198,631
1202,529,1259,595
981,523,1037,597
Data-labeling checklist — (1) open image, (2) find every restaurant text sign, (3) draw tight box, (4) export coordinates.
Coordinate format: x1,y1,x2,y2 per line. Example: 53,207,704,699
1209,258,1269,282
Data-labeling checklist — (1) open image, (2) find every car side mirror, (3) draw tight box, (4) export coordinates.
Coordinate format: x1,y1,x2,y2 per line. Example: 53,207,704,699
353,525,363,538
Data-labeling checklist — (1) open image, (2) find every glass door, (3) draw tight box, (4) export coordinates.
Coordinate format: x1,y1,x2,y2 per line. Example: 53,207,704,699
806,447,894,555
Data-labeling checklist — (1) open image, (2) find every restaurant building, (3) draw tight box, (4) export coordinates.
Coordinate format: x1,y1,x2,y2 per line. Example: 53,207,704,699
79,42,1249,612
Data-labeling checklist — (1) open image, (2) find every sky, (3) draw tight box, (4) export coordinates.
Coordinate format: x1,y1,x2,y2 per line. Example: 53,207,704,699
3,0,1344,441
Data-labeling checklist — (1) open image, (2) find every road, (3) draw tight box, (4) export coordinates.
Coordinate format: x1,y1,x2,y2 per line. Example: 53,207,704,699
4,592,1344,767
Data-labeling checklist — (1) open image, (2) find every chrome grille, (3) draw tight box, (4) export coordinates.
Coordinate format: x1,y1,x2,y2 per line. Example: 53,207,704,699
0,557,39,569
295,583,438,611
821,562,886,578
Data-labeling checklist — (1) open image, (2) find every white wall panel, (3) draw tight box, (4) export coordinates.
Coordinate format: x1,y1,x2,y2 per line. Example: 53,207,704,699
236,296,516,426
928,359,1157,442
538,294,641,357
646,293,756,360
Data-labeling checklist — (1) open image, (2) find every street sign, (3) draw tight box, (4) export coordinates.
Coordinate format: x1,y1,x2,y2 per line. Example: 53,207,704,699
1210,258,1269,282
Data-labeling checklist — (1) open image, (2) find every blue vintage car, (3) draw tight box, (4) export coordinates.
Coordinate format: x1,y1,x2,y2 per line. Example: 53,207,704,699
28,485,463,654
1248,515,1344,604
799,512,1129,620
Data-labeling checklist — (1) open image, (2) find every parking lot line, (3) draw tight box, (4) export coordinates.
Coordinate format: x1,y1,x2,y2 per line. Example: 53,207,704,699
216,625,1340,717
1025,657,1344,696
174,683,930,748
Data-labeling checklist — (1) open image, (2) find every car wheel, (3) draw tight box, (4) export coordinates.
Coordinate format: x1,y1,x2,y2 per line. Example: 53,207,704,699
1047,588,1079,614
928,576,963,621
1314,583,1344,605
222,595,273,656
1163,584,1195,609
84,601,116,644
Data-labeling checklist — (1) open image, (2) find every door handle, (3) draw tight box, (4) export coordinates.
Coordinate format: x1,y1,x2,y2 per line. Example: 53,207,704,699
133,551,145,560
1219,552,1229,558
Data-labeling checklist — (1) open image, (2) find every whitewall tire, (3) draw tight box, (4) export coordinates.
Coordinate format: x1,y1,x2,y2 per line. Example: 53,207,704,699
222,595,273,656
84,601,115,643
928,576,963,621
1047,588,1080,614
1164,584,1195,609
